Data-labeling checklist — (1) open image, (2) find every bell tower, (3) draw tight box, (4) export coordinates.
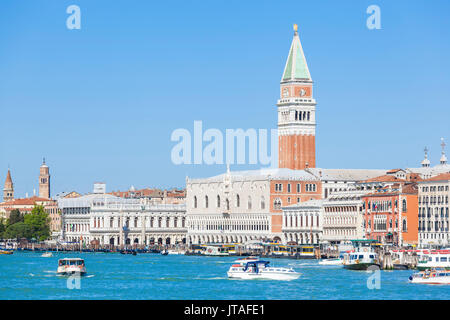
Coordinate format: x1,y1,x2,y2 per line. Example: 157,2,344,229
39,158,50,199
277,24,316,170
3,168,14,202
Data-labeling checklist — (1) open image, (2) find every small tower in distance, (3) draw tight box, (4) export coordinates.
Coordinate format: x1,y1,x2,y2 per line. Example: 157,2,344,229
421,147,430,168
3,168,14,202
39,158,50,199
440,138,447,165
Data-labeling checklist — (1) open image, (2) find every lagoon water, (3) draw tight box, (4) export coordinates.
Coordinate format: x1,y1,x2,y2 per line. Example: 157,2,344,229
0,251,449,300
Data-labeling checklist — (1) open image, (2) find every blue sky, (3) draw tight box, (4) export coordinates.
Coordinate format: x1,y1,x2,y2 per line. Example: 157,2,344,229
1,0,449,198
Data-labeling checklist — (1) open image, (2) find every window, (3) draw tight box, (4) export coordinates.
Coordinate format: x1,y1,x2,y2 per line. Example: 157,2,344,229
236,194,240,207
205,195,209,208
261,196,265,210
402,199,407,212
274,199,282,210
248,196,252,210
297,184,301,193
217,195,221,208
194,196,197,209
287,184,291,193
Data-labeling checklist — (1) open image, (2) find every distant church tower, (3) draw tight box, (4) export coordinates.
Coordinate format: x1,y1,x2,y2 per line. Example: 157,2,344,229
39,158,50,199
277,24,316,170
3,169,14,202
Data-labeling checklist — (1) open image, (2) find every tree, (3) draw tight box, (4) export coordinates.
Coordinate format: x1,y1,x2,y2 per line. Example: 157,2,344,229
8,209,23,225
4,222,33,239
24,205,50,241
0,218,5,239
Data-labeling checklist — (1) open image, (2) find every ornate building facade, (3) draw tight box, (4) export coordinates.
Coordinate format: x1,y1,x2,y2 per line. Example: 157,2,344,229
58,183,186,246
417,173,450,248
362,183,419,246
186,168,322,244
282,199,323,244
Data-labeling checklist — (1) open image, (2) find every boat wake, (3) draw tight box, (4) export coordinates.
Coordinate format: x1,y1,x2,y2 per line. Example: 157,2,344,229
196,277,228,280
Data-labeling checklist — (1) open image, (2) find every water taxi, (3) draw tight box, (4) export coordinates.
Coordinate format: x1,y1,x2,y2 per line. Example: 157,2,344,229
409,268,450,284
227,260,300,280
57,258,87,276
41,252,53,257
343,249,379,270
417,250,450,271
0,249,13,255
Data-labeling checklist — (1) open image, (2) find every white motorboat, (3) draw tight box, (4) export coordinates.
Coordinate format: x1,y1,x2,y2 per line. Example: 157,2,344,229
57,258,86,276
409,268,450,284
319,258,343,266
227,260,300,280
41,252,53,257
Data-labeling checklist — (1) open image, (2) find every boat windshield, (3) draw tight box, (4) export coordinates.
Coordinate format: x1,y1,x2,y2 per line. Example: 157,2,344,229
59,259,84,266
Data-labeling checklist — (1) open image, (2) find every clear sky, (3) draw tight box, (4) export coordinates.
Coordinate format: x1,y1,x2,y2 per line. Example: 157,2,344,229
1,0,449,198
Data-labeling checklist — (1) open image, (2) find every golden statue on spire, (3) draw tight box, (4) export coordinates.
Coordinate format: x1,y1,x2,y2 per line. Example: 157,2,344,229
293,23,298,33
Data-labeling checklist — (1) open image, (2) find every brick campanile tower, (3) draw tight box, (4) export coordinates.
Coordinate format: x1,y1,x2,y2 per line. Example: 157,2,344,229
39,158,50,199
3,169,14,202
277,24,316,170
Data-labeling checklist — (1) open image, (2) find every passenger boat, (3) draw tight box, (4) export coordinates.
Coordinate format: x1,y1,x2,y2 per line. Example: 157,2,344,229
161,249,169,255
319,257,343,266
227,260,300,280
343,249,379,270
57,258,87,276
0,249,13,255
417,250,450,271
409,268,450,284
41,252,53,257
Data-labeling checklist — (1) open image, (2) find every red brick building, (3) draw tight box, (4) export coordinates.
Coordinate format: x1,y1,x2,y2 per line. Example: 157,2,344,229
362,183,419,246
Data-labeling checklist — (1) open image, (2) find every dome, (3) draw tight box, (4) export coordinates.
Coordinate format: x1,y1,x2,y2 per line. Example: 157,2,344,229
421,158,430,167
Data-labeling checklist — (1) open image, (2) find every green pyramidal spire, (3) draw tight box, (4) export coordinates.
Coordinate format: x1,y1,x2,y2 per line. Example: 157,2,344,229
281,24,311,82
